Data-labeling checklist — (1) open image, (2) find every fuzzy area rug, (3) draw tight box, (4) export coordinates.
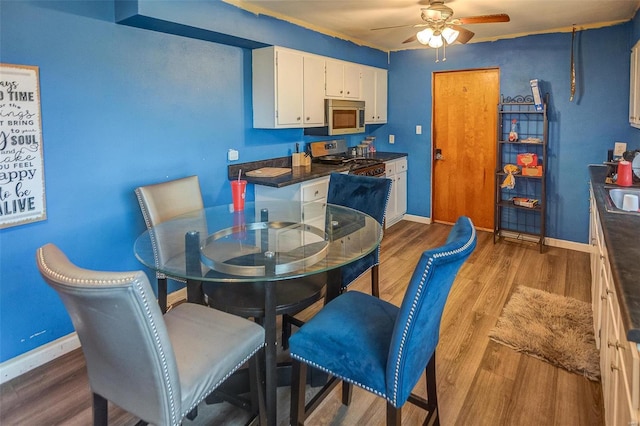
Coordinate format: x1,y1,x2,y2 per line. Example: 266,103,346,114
489,285,600,381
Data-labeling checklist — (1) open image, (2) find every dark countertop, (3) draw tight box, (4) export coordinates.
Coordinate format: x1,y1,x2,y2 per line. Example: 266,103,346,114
589,165,640,344
228,152,407,188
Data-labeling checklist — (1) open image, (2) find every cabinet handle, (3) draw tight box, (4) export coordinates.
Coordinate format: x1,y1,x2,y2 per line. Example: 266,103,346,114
306,117,310,121
340,90,343,94
610,363,620,372
297,117,301,121
314,190,319,196
346,91,350,94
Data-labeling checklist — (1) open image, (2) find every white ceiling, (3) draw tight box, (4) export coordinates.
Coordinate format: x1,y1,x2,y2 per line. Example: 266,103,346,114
224,0,640,51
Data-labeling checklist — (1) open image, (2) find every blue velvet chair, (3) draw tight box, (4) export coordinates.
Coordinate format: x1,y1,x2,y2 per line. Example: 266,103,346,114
281,172,392,350
289,217,477,426
325,172,392,296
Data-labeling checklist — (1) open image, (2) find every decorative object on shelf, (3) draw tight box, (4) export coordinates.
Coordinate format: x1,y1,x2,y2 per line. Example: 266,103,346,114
509,119,519,142
512,197,539,208
500,164,519,189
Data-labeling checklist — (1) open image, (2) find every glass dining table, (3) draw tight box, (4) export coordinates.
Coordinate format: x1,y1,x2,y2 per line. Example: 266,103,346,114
134,200,382,425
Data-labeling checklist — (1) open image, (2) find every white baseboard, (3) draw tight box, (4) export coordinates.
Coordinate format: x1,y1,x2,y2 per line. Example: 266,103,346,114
0,289,188,385
401,214,432,224
0,332,80,385
398,215,591,253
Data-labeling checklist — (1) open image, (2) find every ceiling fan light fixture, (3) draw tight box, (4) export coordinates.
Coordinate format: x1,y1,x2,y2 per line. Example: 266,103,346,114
428,32,444,48
416,27,435,45
442,26,459,44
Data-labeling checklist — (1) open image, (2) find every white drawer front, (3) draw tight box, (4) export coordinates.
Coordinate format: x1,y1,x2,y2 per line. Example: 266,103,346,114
301,179,328,203
396,158,408,172
385,162,396,176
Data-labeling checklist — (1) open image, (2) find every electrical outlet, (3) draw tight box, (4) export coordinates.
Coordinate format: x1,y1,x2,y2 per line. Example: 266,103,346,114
228,149,239,161
389,134,395,144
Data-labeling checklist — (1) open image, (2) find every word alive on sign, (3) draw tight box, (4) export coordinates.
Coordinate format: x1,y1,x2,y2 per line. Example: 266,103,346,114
0,197,36,215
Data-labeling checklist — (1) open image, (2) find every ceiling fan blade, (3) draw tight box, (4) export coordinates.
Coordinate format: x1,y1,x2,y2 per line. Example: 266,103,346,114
456,14,510,25
451,25,475,44
403,34,418,44
371,23,428,31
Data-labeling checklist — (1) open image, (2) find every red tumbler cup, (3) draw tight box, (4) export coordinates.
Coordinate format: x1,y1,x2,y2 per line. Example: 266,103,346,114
231,180,247,211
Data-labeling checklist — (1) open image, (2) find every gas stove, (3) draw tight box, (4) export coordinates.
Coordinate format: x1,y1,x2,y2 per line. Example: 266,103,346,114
309,140,385,177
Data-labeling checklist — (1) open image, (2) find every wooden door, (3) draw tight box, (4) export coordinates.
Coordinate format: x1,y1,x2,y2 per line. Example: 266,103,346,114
432,69,499,230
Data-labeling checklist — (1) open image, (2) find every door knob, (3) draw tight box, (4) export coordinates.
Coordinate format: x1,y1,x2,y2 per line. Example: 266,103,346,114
435,149,444,160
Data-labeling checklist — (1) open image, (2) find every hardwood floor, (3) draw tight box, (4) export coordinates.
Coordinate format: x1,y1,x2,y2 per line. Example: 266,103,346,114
0,221,603,425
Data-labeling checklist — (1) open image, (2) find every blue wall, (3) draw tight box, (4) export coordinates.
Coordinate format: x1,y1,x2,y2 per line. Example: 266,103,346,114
388,24,640,243
0,0,638,363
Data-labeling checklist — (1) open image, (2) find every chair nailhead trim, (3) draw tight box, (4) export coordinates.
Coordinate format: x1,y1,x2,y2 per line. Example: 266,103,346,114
133,275,179,426
390,225,476,406
290,353,388,400
182,343,265,417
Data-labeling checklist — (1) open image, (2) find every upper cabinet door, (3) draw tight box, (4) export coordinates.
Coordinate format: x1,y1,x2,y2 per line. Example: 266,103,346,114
361,67,376,122
325,60,344,98
375,69,388,122
630,41,640,128
276,49,304,126
361,66,387,124
325,60,361,99
343,63,361,99
303,55,325,126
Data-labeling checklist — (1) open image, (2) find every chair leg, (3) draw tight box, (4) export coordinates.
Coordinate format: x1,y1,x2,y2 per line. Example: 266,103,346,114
282,314,292,350
157,277,167,313
92,393,108,426
425,352,438,415
371,265,380,297
290,359,307,426
341,381,352,406
249,348,267,425
386,402,401,426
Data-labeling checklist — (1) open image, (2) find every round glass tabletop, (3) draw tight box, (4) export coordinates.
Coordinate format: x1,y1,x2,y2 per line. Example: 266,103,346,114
134,201,382,282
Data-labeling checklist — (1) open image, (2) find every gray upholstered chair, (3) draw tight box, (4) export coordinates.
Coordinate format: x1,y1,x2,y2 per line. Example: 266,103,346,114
135,175,204,312
36,243,265,426
289,217,477,426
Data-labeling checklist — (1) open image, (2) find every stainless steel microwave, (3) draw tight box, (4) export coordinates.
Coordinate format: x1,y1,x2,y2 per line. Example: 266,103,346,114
304,99,365,136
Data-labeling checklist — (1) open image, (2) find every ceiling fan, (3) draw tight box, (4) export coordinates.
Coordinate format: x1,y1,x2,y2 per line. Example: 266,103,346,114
372,0,510,47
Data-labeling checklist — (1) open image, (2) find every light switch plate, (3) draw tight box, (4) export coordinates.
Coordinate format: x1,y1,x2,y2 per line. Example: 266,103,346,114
416,125,422,135
389,134,395,144
228,149,239,161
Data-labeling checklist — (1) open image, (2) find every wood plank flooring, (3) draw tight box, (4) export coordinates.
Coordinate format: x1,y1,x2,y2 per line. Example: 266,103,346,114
0,221,603,425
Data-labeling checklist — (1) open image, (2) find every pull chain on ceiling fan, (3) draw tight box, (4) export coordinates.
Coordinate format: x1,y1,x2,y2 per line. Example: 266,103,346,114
372,0,510,61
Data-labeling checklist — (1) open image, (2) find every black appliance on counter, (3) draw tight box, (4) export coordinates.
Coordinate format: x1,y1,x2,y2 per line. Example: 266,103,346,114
309,140,385,177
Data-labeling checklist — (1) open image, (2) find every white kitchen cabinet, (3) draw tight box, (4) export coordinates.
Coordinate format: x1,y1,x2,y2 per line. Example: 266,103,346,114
303,55,326,126
252,46,325,129
325,59,361,99
255,177,329,251
590,185,640,425
630,41,640,128
384,157,407,228
361,66,388,124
